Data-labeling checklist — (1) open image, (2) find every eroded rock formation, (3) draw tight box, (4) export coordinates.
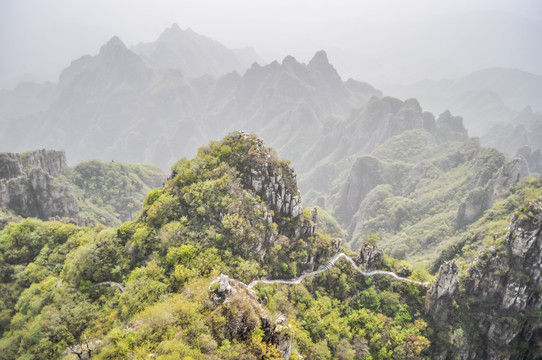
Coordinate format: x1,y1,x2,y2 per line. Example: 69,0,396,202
428,201,542,359
212,274,293,359
0,150,81,222
356,244,384,270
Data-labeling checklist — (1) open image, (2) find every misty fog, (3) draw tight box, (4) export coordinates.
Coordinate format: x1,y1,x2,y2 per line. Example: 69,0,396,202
1,0,541,89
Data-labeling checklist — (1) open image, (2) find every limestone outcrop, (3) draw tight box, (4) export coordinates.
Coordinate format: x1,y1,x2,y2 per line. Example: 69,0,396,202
335,156,383,225
516,145,542,173
0,150,81,223
211,274,293,359
234,132,317,241
425,260,459,322
456,156,529,228
435,110,469,142
356,244,384,270
428,200,542,359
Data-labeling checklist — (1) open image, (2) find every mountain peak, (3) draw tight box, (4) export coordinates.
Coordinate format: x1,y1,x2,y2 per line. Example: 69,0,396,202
307,49,343,86
100,36,127,54
162,23,184,37
281,55,298,66
309,50,330,66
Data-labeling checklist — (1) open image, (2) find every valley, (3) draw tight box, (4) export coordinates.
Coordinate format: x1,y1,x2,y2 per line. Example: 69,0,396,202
1,9,541,359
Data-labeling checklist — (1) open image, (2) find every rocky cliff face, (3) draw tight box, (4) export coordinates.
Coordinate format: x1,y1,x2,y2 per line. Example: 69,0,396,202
435,110,469,142
212,274,293,359
427,200,542,359
231,132,317,242
334,156,383,225
356,243,384,270
0,150,81,223
456,155,529,228
516,145,542,173
425,260,459,323
164,132,327,275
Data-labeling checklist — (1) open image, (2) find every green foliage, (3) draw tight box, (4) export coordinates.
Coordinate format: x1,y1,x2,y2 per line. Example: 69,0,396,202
63,227,127,286
426,175,542,358
120,261,168,318
59,160,165,225
434,176,542,271
0,133,434,360
347,137,509,264
372,129,437,164
313,206,346,238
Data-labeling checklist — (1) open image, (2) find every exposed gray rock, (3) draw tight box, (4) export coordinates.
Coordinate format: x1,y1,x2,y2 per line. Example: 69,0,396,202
0,149,67,180
0,150,81,223
235,132,317,243
456,155,528,228
516,145,542,174
348,184,393,238
349,97,426,155
425,260,459,322
422,111,437,134
436,110,468,142
489,156,529,205
211,275,293,359
429,201,542,359
356,244,384,270
261,316,293,360
456,188,490,228
218,274,232,295
335,156,383,225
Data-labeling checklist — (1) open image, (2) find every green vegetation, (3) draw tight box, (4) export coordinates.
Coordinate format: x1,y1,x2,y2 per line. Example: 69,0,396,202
2,132,541,359
346,134,508,264
252,253,433,359
434,176,542,271
58,160,165,225
426,175,542,358
0,134,434,359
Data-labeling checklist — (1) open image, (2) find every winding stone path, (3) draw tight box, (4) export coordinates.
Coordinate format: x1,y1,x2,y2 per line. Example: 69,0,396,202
95,281,126,293
247,252,429,289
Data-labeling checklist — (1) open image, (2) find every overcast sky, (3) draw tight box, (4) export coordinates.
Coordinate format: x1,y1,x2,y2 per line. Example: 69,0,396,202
1,0,541,86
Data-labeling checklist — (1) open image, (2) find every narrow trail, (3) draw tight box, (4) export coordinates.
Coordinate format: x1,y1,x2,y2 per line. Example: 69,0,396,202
247,252,429,289
95,281,126,293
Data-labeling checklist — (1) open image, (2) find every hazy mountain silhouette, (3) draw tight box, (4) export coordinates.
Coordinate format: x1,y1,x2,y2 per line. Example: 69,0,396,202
0,33,379,173
387,67,542,137
131,23,265,78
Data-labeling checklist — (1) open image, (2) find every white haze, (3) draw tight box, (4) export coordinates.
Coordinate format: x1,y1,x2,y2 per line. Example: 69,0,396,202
1,0,541,89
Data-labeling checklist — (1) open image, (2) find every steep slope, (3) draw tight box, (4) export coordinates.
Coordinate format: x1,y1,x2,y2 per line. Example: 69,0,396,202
58,160,166,225
0,133,433,360
0,150,166,226
0,150,81,223
481,106,542,164
132,23,265,78
388,67,542,137
4,133,541,359
427,176,542,359
298,96,469,203
0,41,380,171
1,36,155,162
301,95,529,264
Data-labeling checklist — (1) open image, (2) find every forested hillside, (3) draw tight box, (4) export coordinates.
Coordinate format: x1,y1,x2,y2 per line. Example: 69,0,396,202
1,12,541,359
0,150,165,226
1,133,541,359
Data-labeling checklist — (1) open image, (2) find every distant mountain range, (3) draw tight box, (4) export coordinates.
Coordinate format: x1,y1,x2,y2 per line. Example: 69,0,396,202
0,31,379,172
386,67,542,136
2,24,542,263
132,23,265,78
